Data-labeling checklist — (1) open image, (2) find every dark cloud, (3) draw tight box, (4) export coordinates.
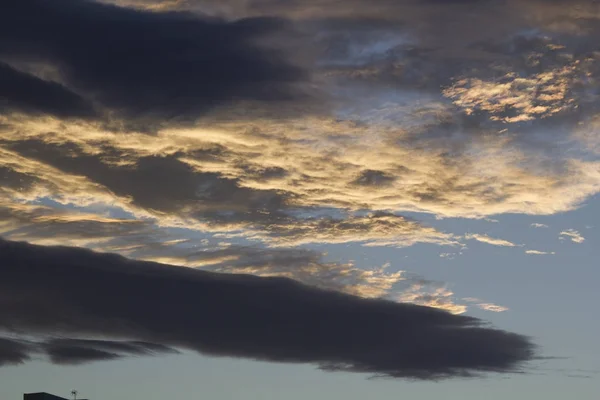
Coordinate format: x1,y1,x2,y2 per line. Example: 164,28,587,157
0,62,96,119
0,238,536,379
0,0,308,124
0,336,177,366
122,0,520,51
0,338,34,366
42,339,178,365
102,0,600,60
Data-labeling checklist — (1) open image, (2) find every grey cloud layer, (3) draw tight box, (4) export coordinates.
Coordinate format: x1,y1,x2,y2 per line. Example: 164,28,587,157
0,238,536,379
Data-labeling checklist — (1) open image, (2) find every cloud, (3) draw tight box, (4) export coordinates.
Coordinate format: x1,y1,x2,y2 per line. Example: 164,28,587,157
560,229,585,243
0,202,474,308
1,138,289,217
530,223,549,228
0,202,155,247
3,112,600,226
396,284,467,315
442,49,581,123
254,212,460,248
0,136,460,248
0,238,536,379
0,202,401,298
0,4,597,382
1,0,599,280
525,250,555,255
105,0,600,64
0,0,310,125
2,0,594,379
0,337,34,366
463,298,509,313
476,303,509,313
101,0,522,50
96,0,600,119
130,245,408,299
41,339,178,365
464,233,520,247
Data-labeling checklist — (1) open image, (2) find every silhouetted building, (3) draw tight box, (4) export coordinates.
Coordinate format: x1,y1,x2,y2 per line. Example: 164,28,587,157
24,394,67,400
24,393,88,400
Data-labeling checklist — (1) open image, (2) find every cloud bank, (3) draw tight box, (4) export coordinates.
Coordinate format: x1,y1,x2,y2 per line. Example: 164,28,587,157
0,238,536,379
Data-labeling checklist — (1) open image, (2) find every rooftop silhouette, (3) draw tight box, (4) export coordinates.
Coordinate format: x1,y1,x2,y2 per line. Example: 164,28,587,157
24,393,88,400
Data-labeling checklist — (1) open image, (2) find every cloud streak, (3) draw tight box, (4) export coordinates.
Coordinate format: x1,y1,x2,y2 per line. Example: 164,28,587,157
464,233,520,248
525,250,556,255
463,298,509,313
0,238,536,379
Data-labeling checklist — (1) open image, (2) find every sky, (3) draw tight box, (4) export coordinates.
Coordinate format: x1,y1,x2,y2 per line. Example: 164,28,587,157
0,0,599,399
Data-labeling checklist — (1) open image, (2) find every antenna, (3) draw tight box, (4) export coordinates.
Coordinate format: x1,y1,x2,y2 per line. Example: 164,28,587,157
71,390,78,400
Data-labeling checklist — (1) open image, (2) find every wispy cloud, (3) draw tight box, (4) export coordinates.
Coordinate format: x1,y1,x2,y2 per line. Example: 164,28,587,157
560,229,586,243
464,233,520,248
463,298,509,313
525,250,556,255
396,284,467,315
476,303,510,313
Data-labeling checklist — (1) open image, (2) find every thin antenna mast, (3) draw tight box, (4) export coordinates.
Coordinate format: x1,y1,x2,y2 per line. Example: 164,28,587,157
71,390,78,400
